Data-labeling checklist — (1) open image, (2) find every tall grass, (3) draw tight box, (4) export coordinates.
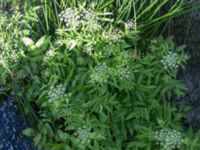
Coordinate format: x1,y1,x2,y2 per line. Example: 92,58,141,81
23,1,200,35
1,0,198,36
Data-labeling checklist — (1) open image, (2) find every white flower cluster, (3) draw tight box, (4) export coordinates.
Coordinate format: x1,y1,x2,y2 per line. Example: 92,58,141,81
44,49,56,60
42,68,50,78
101,43,115,58
86,20,101,32
125,19,136,30
155,129,183,150
120,51,132,64
91,43,114,59
59,8,101,31
84,42,93,55
59,8,80,29
81,10,101,31
81,10,93,21
115,65,131,80
110,29,121,43
0,50,19,63
161,52,181,70
55,38,78,50
48,84,68,103
75,126,92,146
121,51,130,59
9,51,19,62
90,63,109,84
0,38,20,63
103,29,121,43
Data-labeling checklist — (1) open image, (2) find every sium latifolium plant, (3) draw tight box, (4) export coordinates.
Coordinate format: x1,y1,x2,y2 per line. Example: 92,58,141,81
17,5,200,150
1,1,200,150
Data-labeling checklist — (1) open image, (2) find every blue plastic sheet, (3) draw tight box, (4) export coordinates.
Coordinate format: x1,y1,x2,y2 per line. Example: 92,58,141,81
0,97,34,150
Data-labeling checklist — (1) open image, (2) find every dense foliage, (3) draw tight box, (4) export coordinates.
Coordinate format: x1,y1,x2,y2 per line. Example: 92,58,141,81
0,0,200,150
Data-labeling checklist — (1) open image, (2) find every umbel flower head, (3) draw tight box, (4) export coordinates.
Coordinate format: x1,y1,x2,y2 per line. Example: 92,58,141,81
48,84,68,103
125,19,136,30
42,68,50,78
0,49,19,63
44,49,56,60
58,8,100,31
155,129,183,150
115,65,131,80
90,63,109,84
75,126,92,146
80,9,101,31
0,36,20,63
84,42,93,55
109,29,121,43
161,51,181,70
59,8,80,29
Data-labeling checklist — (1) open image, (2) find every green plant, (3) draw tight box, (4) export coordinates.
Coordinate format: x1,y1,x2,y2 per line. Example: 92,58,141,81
0,1,200,150
20,29,194,149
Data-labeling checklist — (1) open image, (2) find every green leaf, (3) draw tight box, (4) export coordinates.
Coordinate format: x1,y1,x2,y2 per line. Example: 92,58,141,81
45,123,54,137
23,128,34,137
41,126,48,135
22,37,34,47
49,144,69,150
57,130,67,142
176,45,186,52
35,36,47,48
33,133,42,146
